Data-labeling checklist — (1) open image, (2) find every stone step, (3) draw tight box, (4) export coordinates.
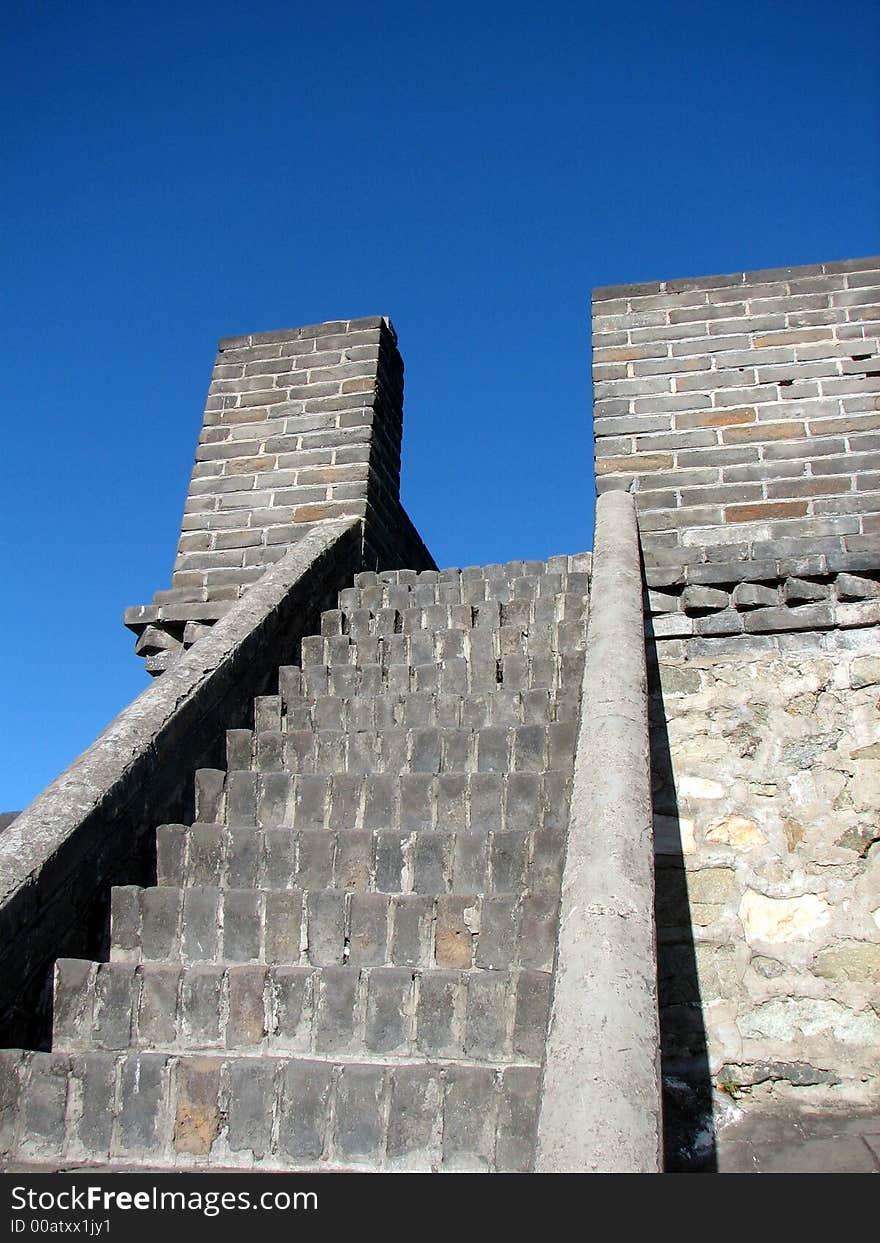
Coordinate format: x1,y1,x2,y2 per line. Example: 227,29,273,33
298,621,586,674
0,1048,540,1171
318,597,588,643
109,886,559,971
279,647,585,700
53,960,552,1065
193,768,573,832
156,824,565,897
340,561,590,611
214,721,578,782
263,686,579,737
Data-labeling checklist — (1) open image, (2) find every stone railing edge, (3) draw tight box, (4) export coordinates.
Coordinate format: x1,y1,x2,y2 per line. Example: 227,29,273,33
535,489,662,1172
0,517,362,1047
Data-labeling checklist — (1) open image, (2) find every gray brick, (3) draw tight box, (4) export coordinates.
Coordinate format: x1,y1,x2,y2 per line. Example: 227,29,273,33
142,887,180,960
415,970,461,1057
313,966,358,1052
328,773,363,829
225,1059,274,1158
223,890,261,961
465,972,510,1059
470,773,504,831
156,825,186,887
194,768,225,823
476,897,517,969
226,826,261,887
452,835,488,893
412,832,451,893
286,729,316,774
334,831,373,891
391,896,433,967
73,1053,116,1158
278,1061,332,1162
442,1066,497,1170
256,731,284,772
295,775,328,829
117,1054,165,1154
513,970,552,1061
519,896,558,969
271,967,314,1050
504,773,541,833
53,959,94,1048
374,831,406,891
387,1065,441,1167
400,774,433,830
226,965,267,1048
295,830,334,890
363,775,397,829
307,891,346,966
743,603,835,632
348,893,389,966
264,889,303,963
496,1067,540,1172
477,727,510,773
189,825,223,885
226,771,257,825
182,966,223,1044
334,1064,386,1160
365,969,413,1054
137,965,179,1046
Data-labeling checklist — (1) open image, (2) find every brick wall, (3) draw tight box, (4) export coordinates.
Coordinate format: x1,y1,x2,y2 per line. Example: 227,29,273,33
126,317,434,670
592,258,880,581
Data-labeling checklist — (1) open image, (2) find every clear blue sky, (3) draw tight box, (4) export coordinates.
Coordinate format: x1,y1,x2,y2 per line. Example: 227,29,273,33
2,0,878,810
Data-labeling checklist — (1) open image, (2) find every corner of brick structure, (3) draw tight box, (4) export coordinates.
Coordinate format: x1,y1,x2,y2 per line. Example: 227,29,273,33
125,316,435,673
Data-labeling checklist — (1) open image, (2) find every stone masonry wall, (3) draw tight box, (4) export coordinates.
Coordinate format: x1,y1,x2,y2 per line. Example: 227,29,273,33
593,257,880,578
650,627,880,1146
125,317,434,671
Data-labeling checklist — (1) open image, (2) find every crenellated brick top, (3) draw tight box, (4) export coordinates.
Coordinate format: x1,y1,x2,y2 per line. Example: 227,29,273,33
592,256,880,585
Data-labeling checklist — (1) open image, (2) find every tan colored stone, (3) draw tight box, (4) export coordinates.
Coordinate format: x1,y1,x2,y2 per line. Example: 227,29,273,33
705,816,767,850
688,868,737,904
813,941,880,982
784,819,805,851
739,889,831,943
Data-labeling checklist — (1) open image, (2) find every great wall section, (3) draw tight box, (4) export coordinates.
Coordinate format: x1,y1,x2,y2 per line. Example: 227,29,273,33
1,258,879,1173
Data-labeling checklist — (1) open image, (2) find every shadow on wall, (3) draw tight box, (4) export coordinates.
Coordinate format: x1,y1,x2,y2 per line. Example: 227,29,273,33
645,613,718,1173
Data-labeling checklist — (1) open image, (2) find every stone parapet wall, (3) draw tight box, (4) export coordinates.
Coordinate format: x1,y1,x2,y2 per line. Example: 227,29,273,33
592,257,880,578
125,317,434,671
650,628,880,1163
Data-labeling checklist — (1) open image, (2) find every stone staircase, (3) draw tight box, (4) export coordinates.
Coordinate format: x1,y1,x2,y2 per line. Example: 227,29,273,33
0,556,590,1171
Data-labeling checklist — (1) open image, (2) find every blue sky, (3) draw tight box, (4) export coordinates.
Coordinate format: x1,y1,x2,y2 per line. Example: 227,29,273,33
2,0,878,810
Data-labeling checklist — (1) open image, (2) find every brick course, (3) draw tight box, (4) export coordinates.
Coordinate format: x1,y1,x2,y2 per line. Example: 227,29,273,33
593,258,880,576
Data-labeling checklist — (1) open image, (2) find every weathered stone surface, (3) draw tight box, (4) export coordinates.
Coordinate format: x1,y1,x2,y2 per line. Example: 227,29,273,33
741,997,880,1043
688,868,737,904
813,941,880,982
705,816,767,850
851,654,880,688
739,890,831,943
